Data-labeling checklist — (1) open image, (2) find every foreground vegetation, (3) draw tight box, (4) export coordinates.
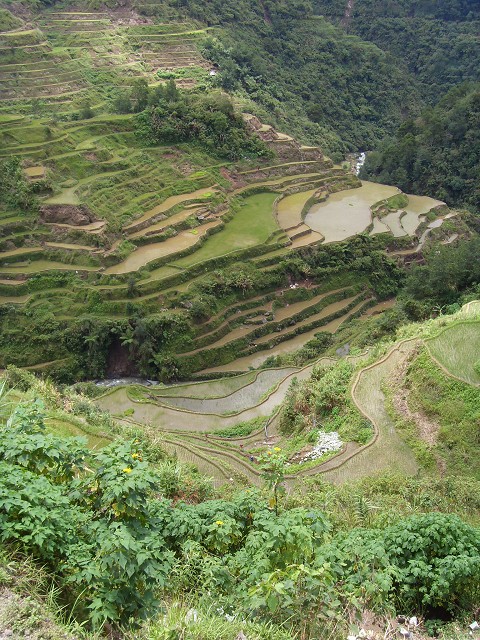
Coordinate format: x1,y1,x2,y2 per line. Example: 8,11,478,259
1,367,479,638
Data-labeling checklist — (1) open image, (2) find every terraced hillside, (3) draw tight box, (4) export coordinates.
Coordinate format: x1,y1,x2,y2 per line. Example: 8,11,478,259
0,3,470,387
91,301,480,487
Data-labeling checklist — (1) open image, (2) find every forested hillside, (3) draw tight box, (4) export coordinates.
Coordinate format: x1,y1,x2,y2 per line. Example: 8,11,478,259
313,0,480,102
361,83,480,209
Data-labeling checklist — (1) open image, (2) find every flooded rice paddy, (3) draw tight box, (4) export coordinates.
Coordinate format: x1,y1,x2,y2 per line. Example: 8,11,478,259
105,220,221,274
276,189,316,229
305,182,399,242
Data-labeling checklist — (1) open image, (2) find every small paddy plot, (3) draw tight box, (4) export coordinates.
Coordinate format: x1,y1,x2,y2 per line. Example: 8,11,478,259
400,194,444,235
183,289,347,355
362,299,396,317
276,188,316,229
96,364,315,432
305,181,399,243
323,341,419,484
426,321,480,386
201,297,367,374
152,370,260,398
173,192,279,268
381,211,407,237
370,216,390,235
289,231,324,248
44,220,106,232
24,165,45,179
0,260,98,274
0,294,30,304
105,220,222,274
129,207,202,239
399,211,424,236
124,187,216,231
0,246,39,261
255,294,360,346
45,242,97,252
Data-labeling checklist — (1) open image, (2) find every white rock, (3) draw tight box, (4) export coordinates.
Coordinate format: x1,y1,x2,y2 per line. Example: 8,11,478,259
185,608,199,623
409,616,418,627
303,431,343,461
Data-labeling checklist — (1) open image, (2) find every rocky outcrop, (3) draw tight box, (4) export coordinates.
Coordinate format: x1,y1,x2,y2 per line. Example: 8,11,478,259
39,204,96,226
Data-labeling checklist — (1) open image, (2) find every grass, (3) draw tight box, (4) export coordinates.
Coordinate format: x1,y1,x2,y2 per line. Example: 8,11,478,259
406,347,480,479
426,321,480,385
173,192,279,267
135,601,295,640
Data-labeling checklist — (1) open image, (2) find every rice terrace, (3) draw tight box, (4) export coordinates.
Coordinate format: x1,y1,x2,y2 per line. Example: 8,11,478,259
0,0,479,638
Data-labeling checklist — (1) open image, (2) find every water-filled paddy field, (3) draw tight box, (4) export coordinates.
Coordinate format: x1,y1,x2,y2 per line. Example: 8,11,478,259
305,181,399,242
105,220,221,274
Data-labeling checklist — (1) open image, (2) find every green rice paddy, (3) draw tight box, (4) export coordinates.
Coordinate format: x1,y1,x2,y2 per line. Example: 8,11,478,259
426,321,480,385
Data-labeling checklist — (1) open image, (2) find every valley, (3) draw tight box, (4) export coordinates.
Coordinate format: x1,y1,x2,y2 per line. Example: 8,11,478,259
0,1,479,639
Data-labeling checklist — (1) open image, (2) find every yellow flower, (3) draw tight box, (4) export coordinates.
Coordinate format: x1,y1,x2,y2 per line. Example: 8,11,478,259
267,451,272,456
273,447,281,452
215,520,224,526
123,467,132,474
132,453,139,459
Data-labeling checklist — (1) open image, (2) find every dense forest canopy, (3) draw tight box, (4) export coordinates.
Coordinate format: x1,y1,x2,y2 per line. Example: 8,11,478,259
313,0,480,102
361,83,480,209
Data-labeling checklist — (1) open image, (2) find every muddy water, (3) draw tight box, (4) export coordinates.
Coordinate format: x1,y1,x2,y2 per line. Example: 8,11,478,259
276,189,316,229
382,211,407,237
400,194,444,236
44,220,106,232
124,187,216,230
96,364,316,432
400,211,425,236
158,367,299,414
370,217,390,235
404,194,443,214
290,231,324,247
105,220,221,274
305,181,399,243
45,242,97,251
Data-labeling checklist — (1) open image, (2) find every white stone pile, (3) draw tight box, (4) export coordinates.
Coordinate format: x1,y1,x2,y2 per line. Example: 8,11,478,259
303,431,342,461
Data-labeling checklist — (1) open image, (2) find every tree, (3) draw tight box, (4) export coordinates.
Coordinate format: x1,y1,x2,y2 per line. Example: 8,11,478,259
130,78,150,113
0,157,34,211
